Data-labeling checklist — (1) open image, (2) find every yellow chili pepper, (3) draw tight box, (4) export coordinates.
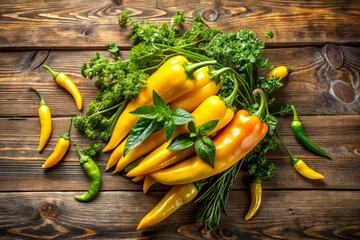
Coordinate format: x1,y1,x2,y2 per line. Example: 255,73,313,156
132,175,145,183
43,65,83,111
102,56,217,152
42,118,73,169
244,177,262,220
170,67,220,112
114,95,230,175
277,130,325,180
266,66,291,80
29,86,52,152
293,160,325,179
150,90,268,185
143,175,157,194
106,67,221,171
137,182,199,230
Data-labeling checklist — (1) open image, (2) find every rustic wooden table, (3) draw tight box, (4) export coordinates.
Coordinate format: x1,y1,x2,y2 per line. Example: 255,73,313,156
0,1,359,239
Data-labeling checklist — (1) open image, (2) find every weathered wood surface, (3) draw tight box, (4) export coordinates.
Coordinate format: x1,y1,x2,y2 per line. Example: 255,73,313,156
0,0,359,239
0,191,359,239
0,115,359,192
1,46,359,117
0,0,360,48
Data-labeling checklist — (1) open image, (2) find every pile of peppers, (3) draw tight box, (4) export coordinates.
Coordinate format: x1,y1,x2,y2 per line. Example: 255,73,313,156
28,17,332,231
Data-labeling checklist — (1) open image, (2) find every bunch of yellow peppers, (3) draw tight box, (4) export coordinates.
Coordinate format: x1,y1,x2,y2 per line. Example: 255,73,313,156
101,56,296,230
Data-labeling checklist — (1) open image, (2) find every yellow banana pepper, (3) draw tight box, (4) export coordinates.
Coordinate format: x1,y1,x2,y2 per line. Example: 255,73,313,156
137,183,199,230
102,56,216,152
113,95,229,174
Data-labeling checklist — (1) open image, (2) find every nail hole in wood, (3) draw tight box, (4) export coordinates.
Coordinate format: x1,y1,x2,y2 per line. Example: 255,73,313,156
287,208,296,215
201,7,219,22
82,28,92,38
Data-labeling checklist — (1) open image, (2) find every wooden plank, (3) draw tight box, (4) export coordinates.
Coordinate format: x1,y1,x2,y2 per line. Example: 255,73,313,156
0,190,359,239
0,115,359,191
0,0,360,48
0,46,359,117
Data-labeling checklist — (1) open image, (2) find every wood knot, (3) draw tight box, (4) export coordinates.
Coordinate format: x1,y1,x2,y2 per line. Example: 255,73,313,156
23,51,50,72
354,147,360,156
201,7,219,22
322,43,344,69
39,201,59,218
330,80,355,104
82,28,92,38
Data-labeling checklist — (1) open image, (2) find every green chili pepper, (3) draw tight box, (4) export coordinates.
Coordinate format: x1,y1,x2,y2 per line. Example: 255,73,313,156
74,143,101,202
291,104,331,159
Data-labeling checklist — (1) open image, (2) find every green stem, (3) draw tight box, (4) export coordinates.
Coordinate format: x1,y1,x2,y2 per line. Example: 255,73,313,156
156,44,213,63
275,130,298,165
209,67,232,81
61,117,73,140
252,176,261,184
223,74,238,108
74,143,85,160
107,100,129,134
43,65,59,80
87,101,125,118
253,89,266,118
29,86,46,106
291,104,299,122
184,60,218,77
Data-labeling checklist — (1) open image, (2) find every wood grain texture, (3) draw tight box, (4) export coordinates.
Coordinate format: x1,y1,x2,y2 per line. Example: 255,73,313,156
0,190,359,239
0,1,359,238
0,46,359,117
0,0,360,48
0,115,359,192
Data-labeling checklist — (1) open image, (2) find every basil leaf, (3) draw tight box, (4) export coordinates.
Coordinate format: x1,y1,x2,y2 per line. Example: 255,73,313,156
197,119,219,135
152,90,167,107
195,136,216,168
129,105,157,119
171,108,194,125
164,119,176,141
187,121,196,133
124,118,162,156
167,133,195,150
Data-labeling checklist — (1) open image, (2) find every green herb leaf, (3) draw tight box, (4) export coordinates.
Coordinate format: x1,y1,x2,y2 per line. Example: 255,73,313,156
152,90,167,107
167,133,195,150
124,118,162,156
187,121,196,133
164,119,176,141
171,108,194,125
197,119,219,135
195,135,216,168
130,105,157,119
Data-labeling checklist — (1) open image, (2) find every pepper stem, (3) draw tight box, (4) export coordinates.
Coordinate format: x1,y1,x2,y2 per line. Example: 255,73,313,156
291,104,299,121
61,117,73,140
74,143,85,158
275,130,299,165
43,65,59,80
184,60,218,79
252,176,261,184
210,67,232,82
29,86,46,106
253,89,266,118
